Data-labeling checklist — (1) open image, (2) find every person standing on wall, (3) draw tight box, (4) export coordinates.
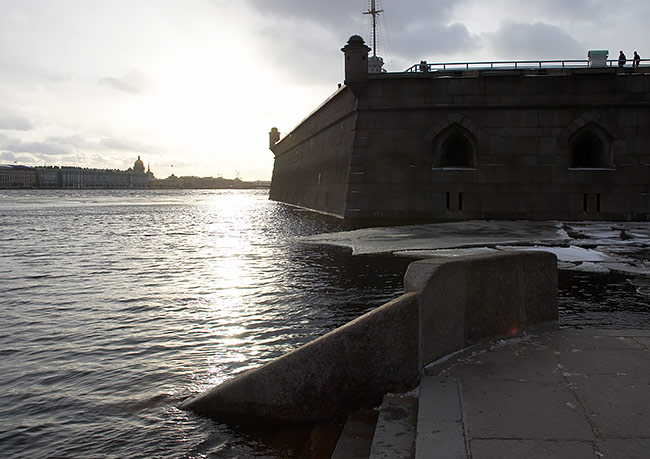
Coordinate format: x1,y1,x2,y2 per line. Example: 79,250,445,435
633,51,641,68
619,50,627,67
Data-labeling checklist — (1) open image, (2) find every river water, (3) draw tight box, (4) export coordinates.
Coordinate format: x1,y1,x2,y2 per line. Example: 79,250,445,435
1,189,649,458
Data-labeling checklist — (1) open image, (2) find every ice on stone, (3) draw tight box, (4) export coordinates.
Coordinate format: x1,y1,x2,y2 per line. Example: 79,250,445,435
302,220,568,255
393,247,498,259
600,262,650,275
567,262,611,274
302,221,650,279
496,245,606,263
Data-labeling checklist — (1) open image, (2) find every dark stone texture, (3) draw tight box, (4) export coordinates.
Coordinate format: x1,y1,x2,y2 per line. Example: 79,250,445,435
405,251,557,365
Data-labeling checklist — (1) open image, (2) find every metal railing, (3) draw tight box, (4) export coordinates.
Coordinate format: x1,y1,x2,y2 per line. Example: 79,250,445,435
404,59,648,73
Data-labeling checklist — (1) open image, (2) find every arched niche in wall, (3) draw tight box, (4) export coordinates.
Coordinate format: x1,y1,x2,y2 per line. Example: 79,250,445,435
432,124,477,169
569,123,613,169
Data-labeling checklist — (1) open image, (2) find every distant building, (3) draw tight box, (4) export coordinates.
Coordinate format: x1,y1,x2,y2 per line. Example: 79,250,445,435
146,163,155,180
29,156,151,189
35,166,61,188
133,156,145,174
0,165,36,189
149,174,183,189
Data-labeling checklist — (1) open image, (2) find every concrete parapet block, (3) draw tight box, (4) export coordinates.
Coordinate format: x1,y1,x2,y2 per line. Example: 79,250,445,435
406,259,467,365
181,293,420,422
405,251,557,366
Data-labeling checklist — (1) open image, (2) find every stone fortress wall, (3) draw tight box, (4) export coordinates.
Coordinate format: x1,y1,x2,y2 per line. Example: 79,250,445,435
269,36,650,223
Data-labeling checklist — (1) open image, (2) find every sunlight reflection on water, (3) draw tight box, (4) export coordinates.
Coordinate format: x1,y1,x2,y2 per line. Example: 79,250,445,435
0,189,413,458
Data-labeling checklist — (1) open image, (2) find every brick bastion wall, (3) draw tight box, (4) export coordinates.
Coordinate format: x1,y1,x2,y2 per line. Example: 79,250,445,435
181,251,557,422
269,36,650,223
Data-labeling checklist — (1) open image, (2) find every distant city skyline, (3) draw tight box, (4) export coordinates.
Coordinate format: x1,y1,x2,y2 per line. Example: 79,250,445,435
0,0,648,180
4,157,250,182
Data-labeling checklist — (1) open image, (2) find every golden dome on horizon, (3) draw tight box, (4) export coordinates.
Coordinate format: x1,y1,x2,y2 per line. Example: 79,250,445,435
133,155,145,174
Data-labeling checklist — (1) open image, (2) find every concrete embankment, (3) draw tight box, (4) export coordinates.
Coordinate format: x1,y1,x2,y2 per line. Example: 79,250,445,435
181,251,557,422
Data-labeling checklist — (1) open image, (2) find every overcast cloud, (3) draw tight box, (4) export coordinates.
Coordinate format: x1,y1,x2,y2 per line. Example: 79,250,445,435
100,71,152,95
487,21,584,60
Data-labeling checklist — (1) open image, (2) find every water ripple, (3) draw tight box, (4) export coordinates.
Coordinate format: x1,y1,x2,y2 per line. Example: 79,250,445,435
0,189,411,458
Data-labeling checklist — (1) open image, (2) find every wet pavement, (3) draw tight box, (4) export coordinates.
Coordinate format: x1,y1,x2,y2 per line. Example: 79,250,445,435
420,328,650,459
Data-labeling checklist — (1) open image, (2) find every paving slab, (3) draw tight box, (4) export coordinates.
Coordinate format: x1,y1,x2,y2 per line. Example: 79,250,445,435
430,340,564,383
415,378,466,459
369,393,417,459
632,337,650,350
596,439,650,459
417,329,650,459
461,378,596,440
567,374,650,438
469,439,598,459
547,332,645,351
560,348,650,376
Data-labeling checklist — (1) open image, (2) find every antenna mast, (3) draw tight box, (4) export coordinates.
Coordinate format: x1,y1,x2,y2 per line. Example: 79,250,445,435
363,0,383,57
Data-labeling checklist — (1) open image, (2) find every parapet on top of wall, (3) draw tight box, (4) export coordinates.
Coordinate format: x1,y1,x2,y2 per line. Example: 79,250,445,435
181,251,557,423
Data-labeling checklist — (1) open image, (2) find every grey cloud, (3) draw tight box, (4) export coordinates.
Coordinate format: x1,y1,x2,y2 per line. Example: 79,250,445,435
0,151,37,163
100,71,151,94
1,140,73,156
0,114,34,131
389,22,478,64
488,21,584,59
255,24,341,83
0,151,17,162
252,1,476,82
529,0,616,22
246,0,461,30
46,135,92,149
0,133,81,157
100,137,154,153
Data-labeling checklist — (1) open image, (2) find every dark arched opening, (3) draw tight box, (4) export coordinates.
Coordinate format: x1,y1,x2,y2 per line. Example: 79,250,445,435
569,125,612,169
440,134,472,167
433,125,476,168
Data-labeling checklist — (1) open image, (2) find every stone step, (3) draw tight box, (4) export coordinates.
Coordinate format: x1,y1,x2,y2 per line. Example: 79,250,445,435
415,377,467,459
369,392,418,459
296,421,342,458
331,408,379,459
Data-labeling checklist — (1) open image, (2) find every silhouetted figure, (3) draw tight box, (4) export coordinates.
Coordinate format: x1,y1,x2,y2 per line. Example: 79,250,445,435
419,60,428,72
633,51,641,68
618,50,627,67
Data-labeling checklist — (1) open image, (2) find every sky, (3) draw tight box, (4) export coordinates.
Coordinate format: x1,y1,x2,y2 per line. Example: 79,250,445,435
0,0,648,180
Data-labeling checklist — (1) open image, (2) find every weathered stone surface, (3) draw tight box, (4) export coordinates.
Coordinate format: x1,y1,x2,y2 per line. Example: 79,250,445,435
405,251,557,364
369,393,417,459
469,439,597,459
415,378,466,459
